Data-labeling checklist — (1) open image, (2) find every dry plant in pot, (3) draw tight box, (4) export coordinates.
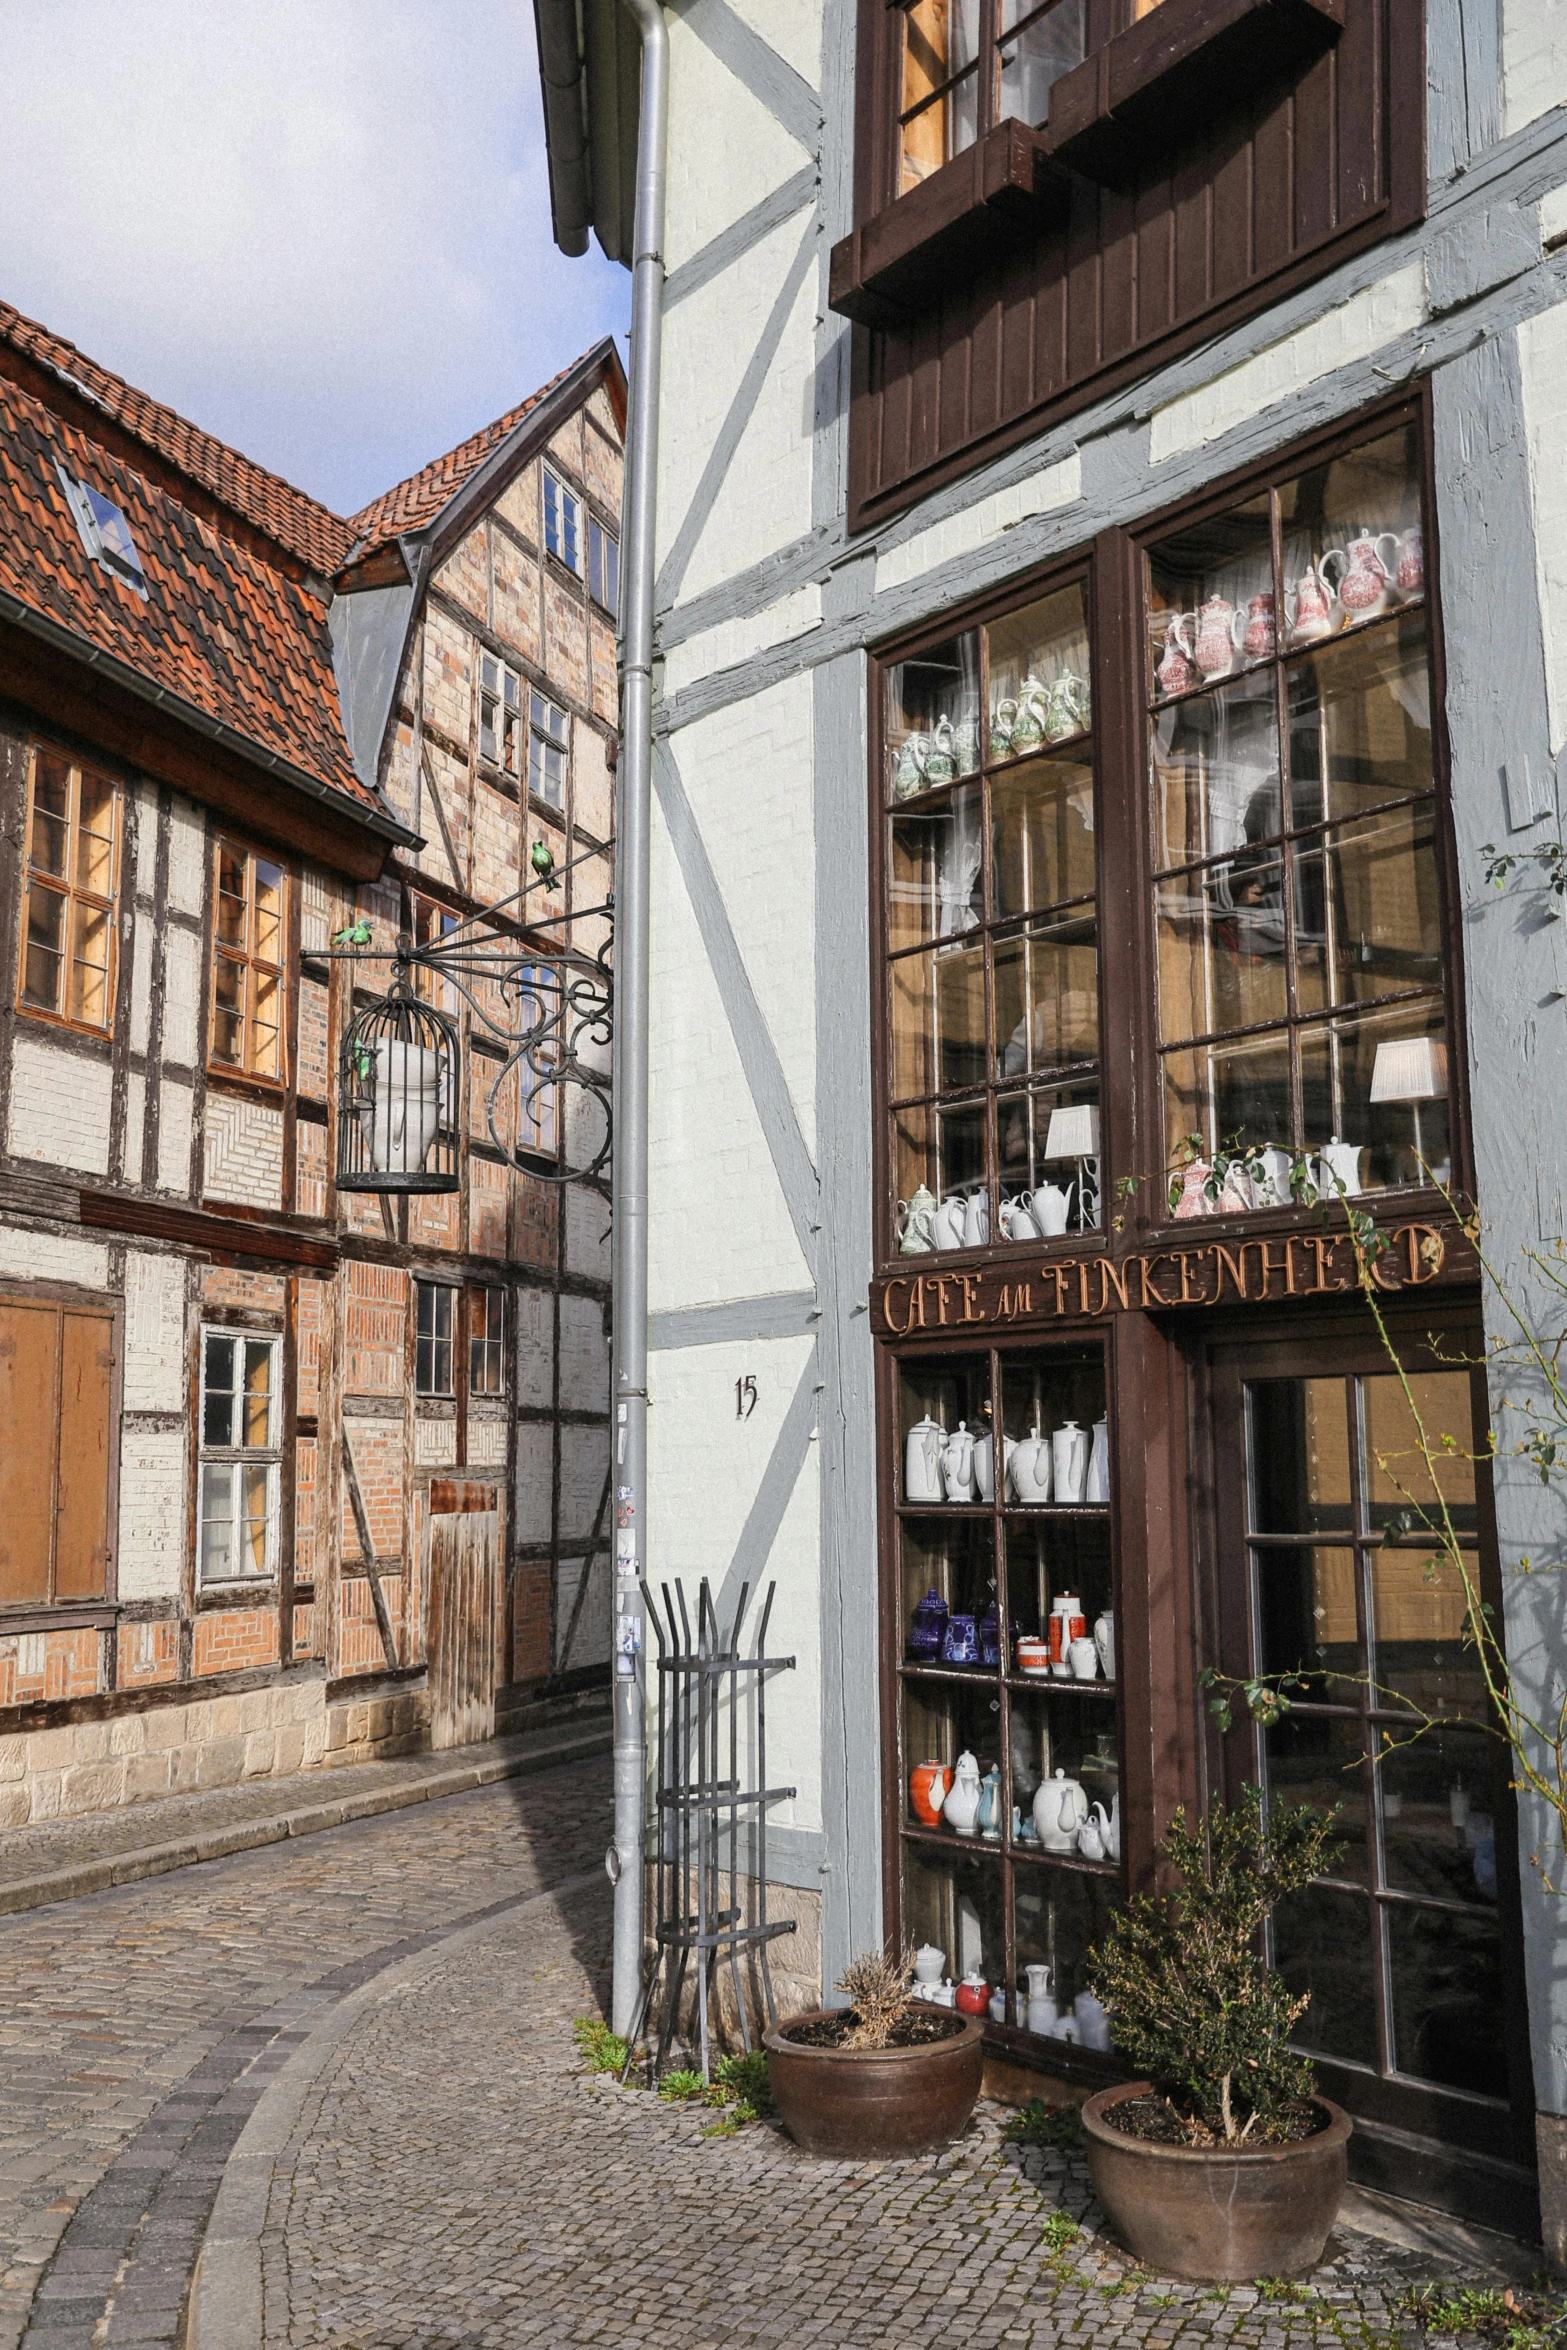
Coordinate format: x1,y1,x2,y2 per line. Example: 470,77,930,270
1080,1787,1351,2283
763,1947,983,2159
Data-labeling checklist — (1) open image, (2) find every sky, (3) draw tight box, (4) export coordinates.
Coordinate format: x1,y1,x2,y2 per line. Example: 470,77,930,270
0,0,630,518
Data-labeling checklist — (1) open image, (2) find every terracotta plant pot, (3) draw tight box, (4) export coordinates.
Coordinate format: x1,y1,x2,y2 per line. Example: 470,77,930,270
1081,2082,1351,2282
763,2010,984,2159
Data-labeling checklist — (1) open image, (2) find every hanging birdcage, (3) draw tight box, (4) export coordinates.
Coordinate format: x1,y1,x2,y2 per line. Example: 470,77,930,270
337,977,459,1193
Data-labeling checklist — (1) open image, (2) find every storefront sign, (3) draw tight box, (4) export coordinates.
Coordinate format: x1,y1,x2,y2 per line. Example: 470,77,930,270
871,1220,1473,1338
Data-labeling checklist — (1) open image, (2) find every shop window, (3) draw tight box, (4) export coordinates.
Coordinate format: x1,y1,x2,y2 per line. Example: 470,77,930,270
1146,423,1449,1205
528,691,569,809
198,1328,281,1583
544,471,581,574
17,746,120,1032
0,1295,115,1606
469,1286,507,1396
211,840,287,1082
479,654,523,775
883,581,1102,1251
588,518,619,618
415,1280,455,1397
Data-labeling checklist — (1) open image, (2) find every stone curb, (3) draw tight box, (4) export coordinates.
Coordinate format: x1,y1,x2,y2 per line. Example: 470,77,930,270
186,1865,609,2350
0,1722,612,1920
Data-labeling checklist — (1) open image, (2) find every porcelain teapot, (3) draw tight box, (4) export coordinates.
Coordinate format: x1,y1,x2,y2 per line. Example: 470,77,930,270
973,1429,1015,1503
1033,1180,1072,1237
1286,568,1336,646
933,1194,968,1250
942,1421,979,1502
1194,596,1238,681
943,1750,984,1837
924,716,958,787
1077,1809,1107,1862
1084,1416,1110,1505
897,1183,937,1254
1073,1991,1113,2052
1011,1423,1052,1504
999,1193,1039,1243
1033,1768,1089,1853
1045,671,1091,742
1317,1138,1363,1197
1105,1793,1121,1862
904,1414,946,1504
1011,676,1050,754
893,732,930,799
1052,1421,1090,1504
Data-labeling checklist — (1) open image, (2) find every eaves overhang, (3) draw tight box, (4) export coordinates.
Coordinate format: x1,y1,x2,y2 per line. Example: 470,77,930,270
533,0,642,266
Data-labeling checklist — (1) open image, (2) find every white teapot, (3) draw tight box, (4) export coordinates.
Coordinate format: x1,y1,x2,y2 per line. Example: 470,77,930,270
905,1414,946,1504
1034,1180,1072,1237
943,1750,983,1836
1011,1422,1052,1504
1082,1800,1114,1862
1317,1138,1363,1197
933,1195,968,1250
1033,1768,1088,1853
973,1429,1015,1502
1052,1420,1089,1503
942,1421,979,1502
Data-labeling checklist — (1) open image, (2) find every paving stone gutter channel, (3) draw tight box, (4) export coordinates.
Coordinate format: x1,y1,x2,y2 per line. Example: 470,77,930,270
0,1711,612,1922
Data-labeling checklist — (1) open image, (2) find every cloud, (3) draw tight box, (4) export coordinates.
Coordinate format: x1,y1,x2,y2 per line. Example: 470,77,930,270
0,0,629,513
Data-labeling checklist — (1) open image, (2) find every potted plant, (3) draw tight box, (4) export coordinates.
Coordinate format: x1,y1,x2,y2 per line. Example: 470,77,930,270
1081,1786,1351,2283
764,1948,984,2159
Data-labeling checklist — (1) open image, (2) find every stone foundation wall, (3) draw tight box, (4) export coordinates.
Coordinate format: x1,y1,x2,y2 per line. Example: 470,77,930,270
320,1684,430,1768
0,1674,329,1829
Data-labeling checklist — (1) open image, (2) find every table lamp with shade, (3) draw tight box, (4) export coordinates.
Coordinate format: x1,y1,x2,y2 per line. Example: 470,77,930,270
1369,1034,1448,1184
1043,1103,1100,1231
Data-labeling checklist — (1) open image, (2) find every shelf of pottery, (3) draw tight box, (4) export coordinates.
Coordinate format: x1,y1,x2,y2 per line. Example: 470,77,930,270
893,1345,1122,2049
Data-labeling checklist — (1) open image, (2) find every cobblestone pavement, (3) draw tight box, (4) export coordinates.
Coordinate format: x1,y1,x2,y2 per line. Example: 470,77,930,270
231,1876,1528,2350
0,1756,611,2350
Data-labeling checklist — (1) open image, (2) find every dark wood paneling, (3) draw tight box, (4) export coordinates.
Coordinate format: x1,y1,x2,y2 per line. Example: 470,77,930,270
849,0,1422,531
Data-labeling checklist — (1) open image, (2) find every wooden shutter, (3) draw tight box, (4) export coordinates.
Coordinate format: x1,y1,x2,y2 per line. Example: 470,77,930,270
0,1296,114,1606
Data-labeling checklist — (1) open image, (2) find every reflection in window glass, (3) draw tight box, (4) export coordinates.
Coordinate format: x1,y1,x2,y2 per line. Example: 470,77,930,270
1387,1902,1503,2093
416,1281,454,1398
888,632,981,799
1262,1709,1368,1880
1272,1883,1381,2067
1153,671,1279,873
999,0,1087,124
1380,1723,1497,1903
899,0,981,193
1248,1379,1353,1536
1253,1544,1360,1690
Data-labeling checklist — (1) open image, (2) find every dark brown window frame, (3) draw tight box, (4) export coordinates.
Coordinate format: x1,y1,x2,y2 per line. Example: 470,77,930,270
867,388,1471,1278
843,0,1425,532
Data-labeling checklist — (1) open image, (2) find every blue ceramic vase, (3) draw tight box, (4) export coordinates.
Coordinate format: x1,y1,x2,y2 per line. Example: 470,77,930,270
941,1611,979,1667
908,1587,949,1663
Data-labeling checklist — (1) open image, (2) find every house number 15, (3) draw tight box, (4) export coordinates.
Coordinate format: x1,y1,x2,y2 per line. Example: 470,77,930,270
736,1375,758,1420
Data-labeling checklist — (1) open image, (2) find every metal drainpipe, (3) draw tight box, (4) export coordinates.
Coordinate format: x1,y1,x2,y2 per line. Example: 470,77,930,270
608,0,668,2043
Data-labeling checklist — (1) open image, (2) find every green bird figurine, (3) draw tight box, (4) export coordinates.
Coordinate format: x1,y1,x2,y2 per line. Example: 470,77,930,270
530,840,559,891
332,919,372,947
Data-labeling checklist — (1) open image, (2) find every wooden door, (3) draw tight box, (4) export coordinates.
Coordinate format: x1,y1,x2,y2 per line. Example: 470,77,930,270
425,1478,499,1751
0,1296,115,1606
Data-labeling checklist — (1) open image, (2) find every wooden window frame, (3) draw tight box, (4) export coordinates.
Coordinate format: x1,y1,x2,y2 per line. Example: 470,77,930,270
479,653,524,778
588,516,619,618
867,390,1470,1275
15,743,122,1038
197,1323,283,1588
0,1284,120,1613
209,836,289,1087
468,1284,507,1397
415,1278,456,1399
527,690,570,812
543,469,582,577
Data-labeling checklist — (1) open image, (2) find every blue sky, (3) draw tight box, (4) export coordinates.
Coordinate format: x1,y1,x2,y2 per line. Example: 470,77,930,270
0,0,629,517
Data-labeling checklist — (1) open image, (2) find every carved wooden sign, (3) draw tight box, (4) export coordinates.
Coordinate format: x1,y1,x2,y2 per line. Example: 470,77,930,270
870,1219,1474,1339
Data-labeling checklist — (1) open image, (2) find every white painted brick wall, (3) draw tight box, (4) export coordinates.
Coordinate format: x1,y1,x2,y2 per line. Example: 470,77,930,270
7,1035,113,1174
0,1228,109,1287
513,1287,554,1409
158,1080,195,1196
466,1418,508,1467
664,584,823,698
122,1250,187,1413
559,1424,609,1540
664,17,812,274
123,1073,145,1188
161,928,202,1068
203,1094,285,1207
414,1417,457,1465
1149,263,1428,461
875,455,1084,593
558,1294,609,1415
1518,298,1567,755
514,1423,553,1544
130,913,154,1053
116,1426,186,1601
166,800,206,916
1503,0,1567,133
134,782,159,896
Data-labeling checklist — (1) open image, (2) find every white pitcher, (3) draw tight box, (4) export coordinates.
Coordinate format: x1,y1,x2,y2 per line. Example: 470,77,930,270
1052,1420,1089,1503
1085,1416,1110,1504
933,1195,968,1250
904,1414,946,1504
1033,1768,1088,1853
1035,1181,1072,1237
942,1421,979,1502
962,1189,990,1248
368,1040,443,1175
1011,1423,1052,1503
999,1194,1040,1242
942,1751,983,1836
1093,1608,1115,1679
1074,1991,1113,2051
1317,1138,1363,1197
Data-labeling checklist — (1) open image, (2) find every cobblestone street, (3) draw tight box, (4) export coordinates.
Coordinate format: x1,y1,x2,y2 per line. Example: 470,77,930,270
0,1749,1541,2350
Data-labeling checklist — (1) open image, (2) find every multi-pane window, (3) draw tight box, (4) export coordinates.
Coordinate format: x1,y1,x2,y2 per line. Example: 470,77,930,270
199,1329,281,1583
895,0,1087,195
528,691,569,808
885,583,1101,1248
517,963,561,1156
469,1287,507,1395
544,470,581,573
415,1280,455,1397
479,654,523,774
588,516,619,617
211,841,286,1080
1148,425,1447,1200
18,747,120,1030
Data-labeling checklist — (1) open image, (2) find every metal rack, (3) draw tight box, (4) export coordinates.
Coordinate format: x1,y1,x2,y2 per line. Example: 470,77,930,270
626,1578,796,2080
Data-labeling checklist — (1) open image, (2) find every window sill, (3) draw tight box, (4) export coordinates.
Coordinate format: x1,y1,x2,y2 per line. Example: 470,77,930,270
829,119,1070,331
1043,0,1346,183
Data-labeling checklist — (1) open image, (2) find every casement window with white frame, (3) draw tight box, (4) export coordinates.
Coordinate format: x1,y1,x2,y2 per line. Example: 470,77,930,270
544,470,581,574
479,654,523,776
198,1328,282,1583
528,691,569,809
415,1280,456,1397
588,516,619,617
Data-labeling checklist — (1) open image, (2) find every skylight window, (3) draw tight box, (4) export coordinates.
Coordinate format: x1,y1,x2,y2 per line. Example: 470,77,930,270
55,463,147,598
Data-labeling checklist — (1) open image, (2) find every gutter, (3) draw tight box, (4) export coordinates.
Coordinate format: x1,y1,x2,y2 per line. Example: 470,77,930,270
607,0,668,2043
0,585,421,850
534,0,594,258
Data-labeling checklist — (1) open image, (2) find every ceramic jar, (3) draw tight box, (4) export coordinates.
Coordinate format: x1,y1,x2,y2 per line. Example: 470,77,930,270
909,1760,951,1827
1068,1635,1099,1681
1052,1422,1089,1504
1048,1592,1086,1676
1074,1992,1113,2052
978,1603,1001,1671
905,1414,946,1504
941,1613,979,1668
955,1973,991,2017
1024,1963,1057,2034
908,1588,949,1664
1195,597,1238,681
1317,1139,1363,1197
913,1943,946,1985
1015,1633,1050,1678
942,1751,983,1835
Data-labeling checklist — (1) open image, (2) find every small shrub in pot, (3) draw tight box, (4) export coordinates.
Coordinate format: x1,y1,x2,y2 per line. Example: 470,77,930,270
1081,1787,1352,2282
764,1946,983,2160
